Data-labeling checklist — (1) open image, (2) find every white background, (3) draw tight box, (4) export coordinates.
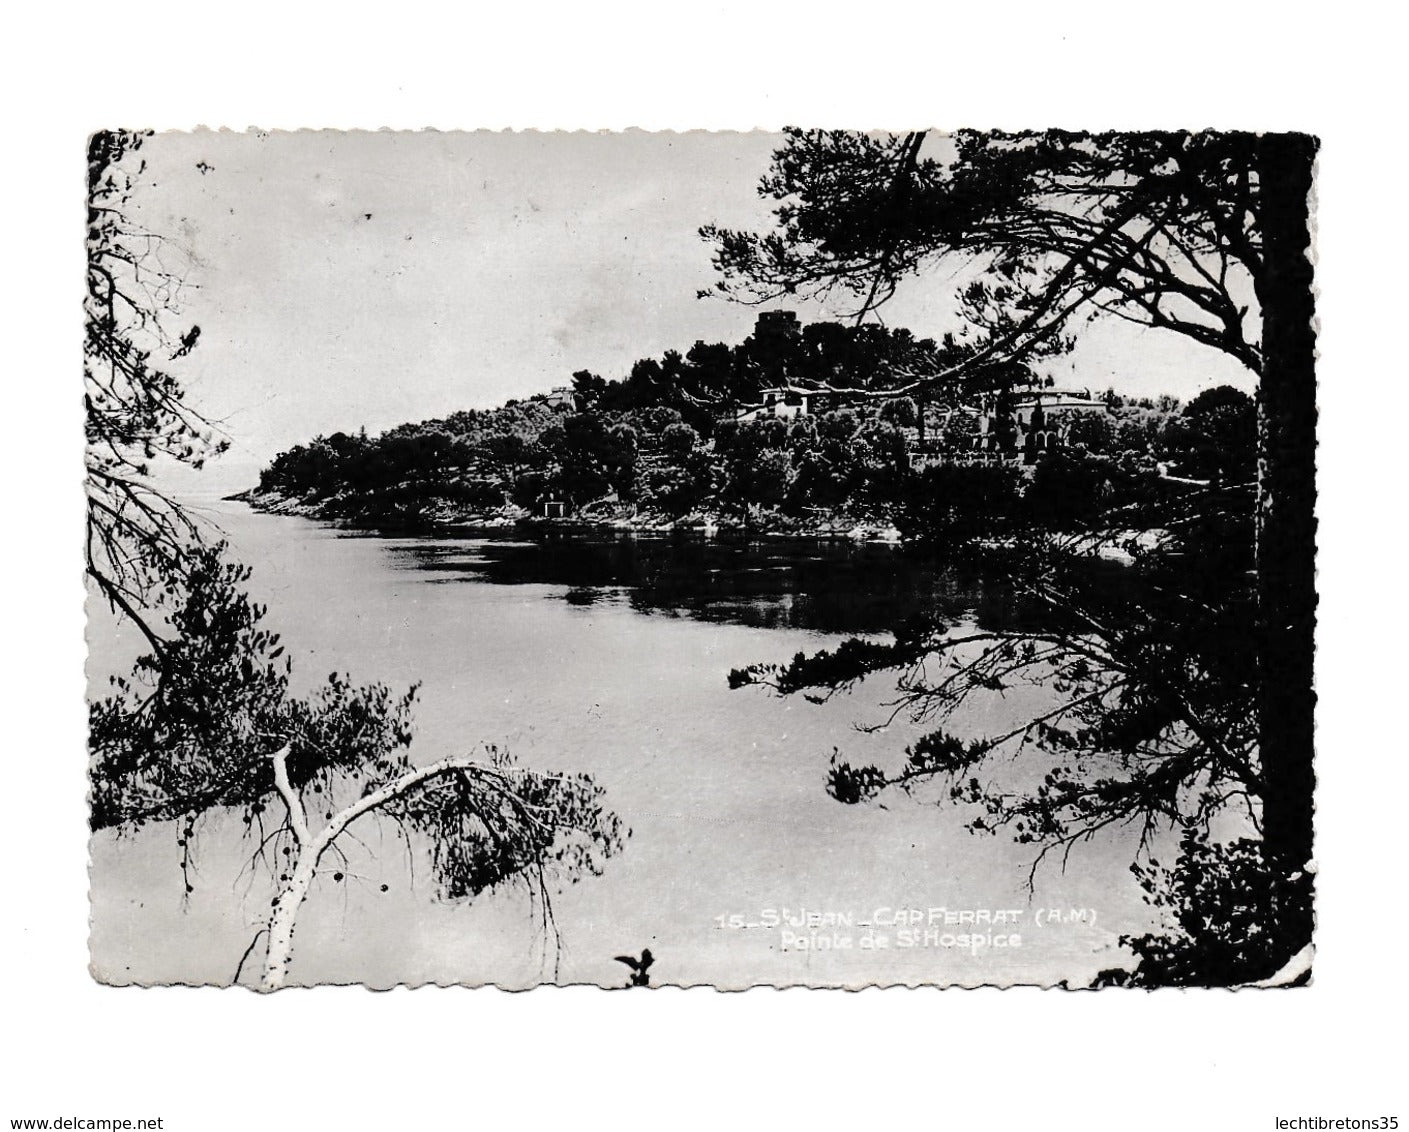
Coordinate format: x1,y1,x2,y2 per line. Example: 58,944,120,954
3,3,1403,1128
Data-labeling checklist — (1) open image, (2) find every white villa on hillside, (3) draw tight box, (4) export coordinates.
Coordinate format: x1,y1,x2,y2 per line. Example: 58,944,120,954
543,385,578,411
975,387,1108,463
735,385,857,423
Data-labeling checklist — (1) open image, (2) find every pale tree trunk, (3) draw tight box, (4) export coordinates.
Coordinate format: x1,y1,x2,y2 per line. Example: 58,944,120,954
263,852,319,991
260,744,311,992
257,748,490,991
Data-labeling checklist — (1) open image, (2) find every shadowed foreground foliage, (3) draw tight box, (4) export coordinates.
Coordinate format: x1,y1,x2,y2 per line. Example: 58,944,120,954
712,127,1315,987
732,498,1295,985
85,130,228,652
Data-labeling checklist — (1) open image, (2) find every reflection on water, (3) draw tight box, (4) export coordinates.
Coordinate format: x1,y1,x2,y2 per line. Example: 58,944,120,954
375,530,1033,635
89,505,1156,988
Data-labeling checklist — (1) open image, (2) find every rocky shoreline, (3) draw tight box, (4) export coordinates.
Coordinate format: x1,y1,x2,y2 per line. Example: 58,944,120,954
226,489,1168,564
225,487,907,543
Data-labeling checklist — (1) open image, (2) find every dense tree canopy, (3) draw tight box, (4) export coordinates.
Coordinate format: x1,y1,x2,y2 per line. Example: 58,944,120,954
251,314,970,525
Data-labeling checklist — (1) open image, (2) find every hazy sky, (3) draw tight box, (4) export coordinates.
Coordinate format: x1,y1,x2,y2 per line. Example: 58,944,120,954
126,130,1254,493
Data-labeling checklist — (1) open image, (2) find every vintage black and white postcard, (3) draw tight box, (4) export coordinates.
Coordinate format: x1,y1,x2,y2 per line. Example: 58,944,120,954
85,128,1316,989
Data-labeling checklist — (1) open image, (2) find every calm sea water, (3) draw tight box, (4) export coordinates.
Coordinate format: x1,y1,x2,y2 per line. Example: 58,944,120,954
88,501,1161,987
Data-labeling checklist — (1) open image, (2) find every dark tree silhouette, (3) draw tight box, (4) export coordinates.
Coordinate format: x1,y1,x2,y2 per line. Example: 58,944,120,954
86,133,628,988
1162,386,1256,484
85,130,229,651
91,546,624,989
709,129,1317,985
704,130,1278,370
